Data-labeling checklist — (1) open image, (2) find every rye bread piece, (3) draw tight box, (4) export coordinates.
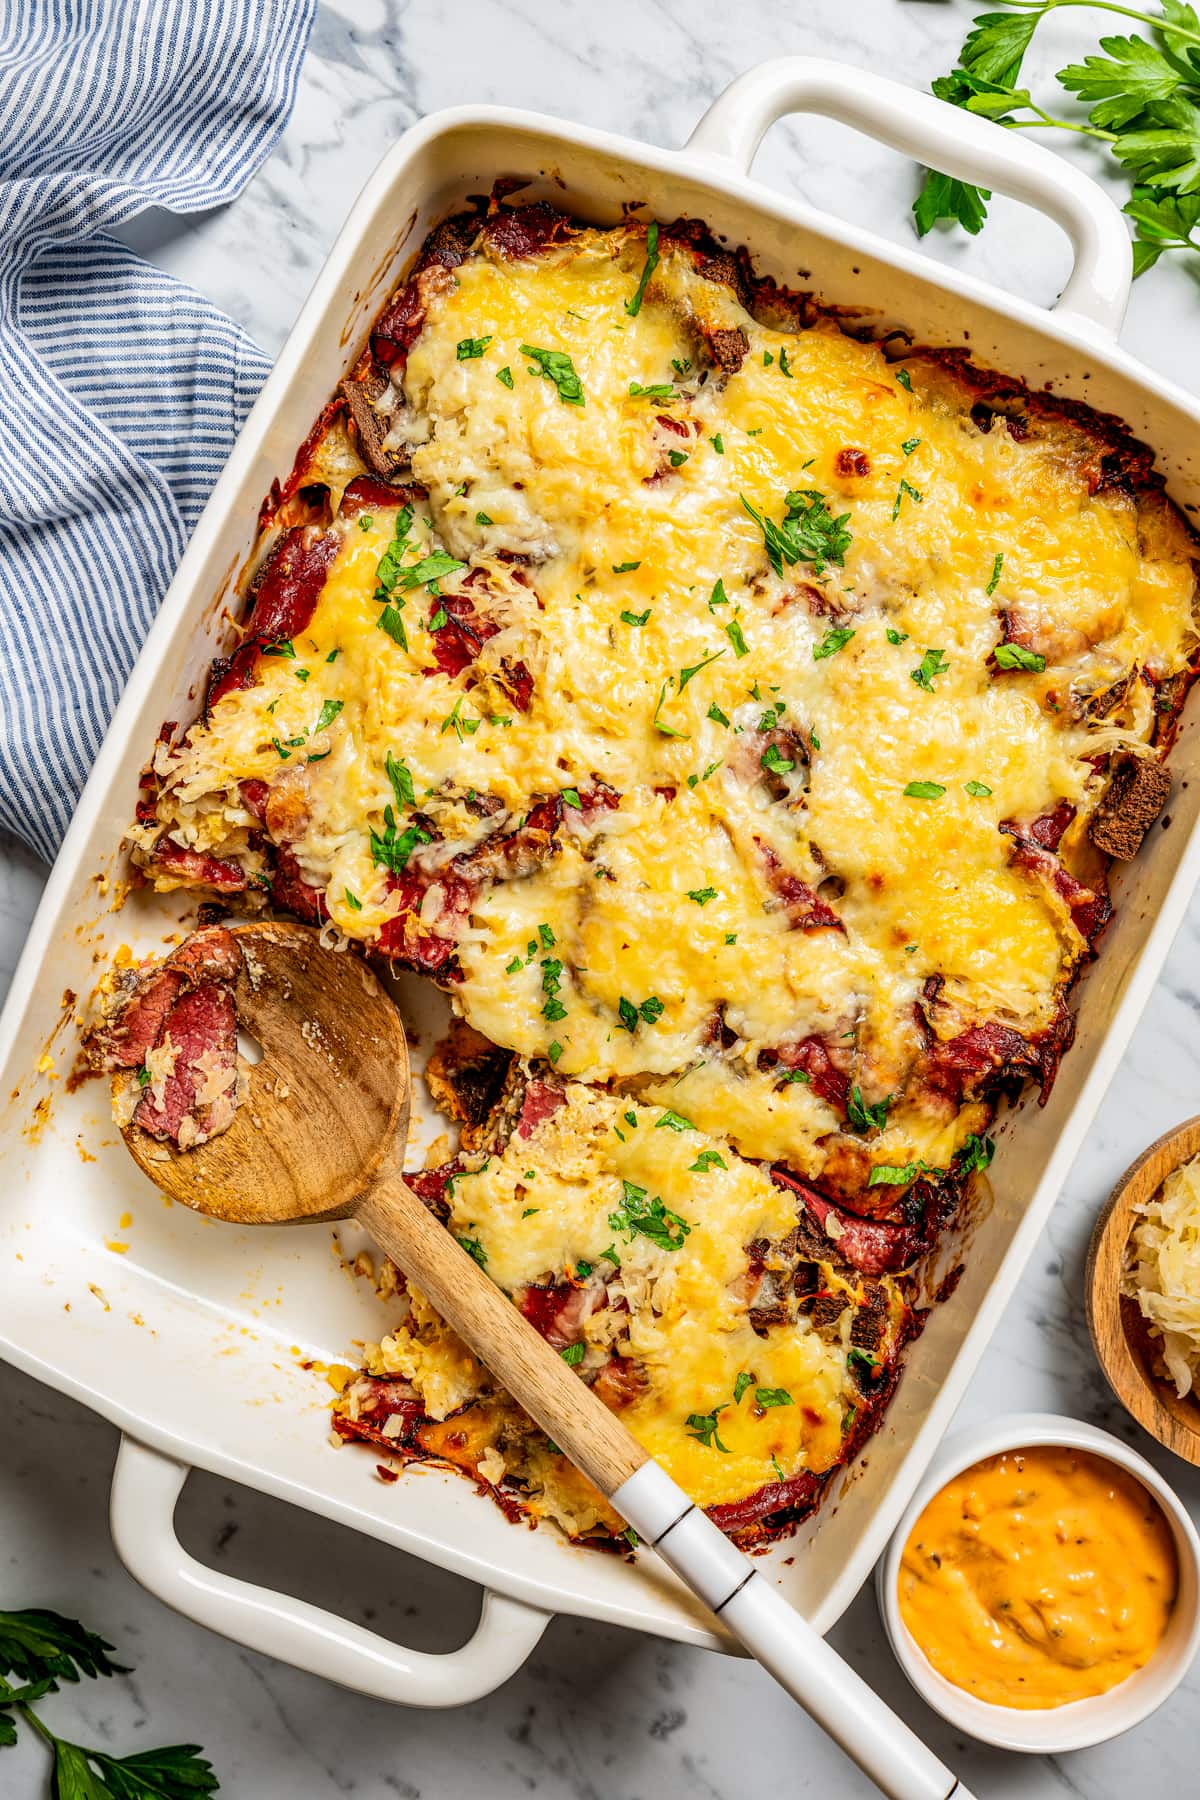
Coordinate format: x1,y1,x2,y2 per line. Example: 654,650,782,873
1089,752,1171,860
339,359,404,480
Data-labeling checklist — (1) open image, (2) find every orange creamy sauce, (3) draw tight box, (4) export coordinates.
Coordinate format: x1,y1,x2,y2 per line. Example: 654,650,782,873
898,1446,1178,1709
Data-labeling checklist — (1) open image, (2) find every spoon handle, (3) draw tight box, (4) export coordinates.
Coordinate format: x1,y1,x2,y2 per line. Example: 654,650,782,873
359,1174,965,1800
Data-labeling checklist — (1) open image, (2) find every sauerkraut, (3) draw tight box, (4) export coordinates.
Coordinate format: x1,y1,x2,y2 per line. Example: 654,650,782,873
1124,1153,1200,1397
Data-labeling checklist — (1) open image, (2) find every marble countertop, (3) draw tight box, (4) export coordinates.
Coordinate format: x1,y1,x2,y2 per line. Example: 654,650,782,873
5,1,1200,1794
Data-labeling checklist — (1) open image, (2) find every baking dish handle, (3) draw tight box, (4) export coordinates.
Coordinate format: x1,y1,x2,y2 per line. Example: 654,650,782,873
686,57,1132,341
109,1436,552,1706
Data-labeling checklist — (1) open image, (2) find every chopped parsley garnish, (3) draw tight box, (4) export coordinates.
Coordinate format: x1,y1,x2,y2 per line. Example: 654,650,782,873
344,889,362,911
610,1179,690,1251
456,334,493,360
538,922,555,949
655,1109,694,1132
679,648,725,691
847,1346,878,1378
457,1234,488,1269
734,1372,754,1404
965,779,992,798
386,751,415,808
370,808,431,874
263,639,296,658
901,437,921,456
621,607,651,627
548,1040,563,1064
994,642,1046,673
711,433,724,454
652,681,689,739
625,220,660,317
561,787,582,808
896,368,913,392
506,955,522,974
427,606,449,632
475,510,493,526
813,625,855,661
910,647,949,692
763,350,774,366
779,346,793,378
687,886,717,906
613,560,642,573
690,1149,727,1173
725,619,749,659
904,779,946,799
868,1161,934,1187
373,504,414,602
441,695,481,740
629,380,676,400
847,1085,891,1134
378,604,408,649
617,995,665,1031
668,449,689,468
709,578,728,609
540,956,567,1023
496,365,514,388
778,1068,811,1086
686,1409,730,1452
672,356,691,376
986,551,1004,596
326,648,340,662
137,1065,152,1088
886,627,908,645
521,344,585,405
399,550,465,592
725,932,737,944
741,488,852,578
358,515,374,532
756,1386,793,1408
957,1132,996,1175
761,742,795,776
707,701,730,727
891,478,923,522
560,1342,586,1366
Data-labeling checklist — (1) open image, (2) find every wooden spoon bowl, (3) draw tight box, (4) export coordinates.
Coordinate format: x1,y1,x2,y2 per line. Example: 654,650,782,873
1086,1115,1200,1466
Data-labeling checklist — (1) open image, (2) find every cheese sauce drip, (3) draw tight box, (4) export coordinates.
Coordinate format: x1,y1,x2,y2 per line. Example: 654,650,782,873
150,223,1198,1185
898,1446,1178,1708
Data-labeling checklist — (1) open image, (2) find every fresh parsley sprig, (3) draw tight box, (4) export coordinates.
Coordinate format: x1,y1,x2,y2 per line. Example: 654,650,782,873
0,1608,217,1798
914,2,1200,274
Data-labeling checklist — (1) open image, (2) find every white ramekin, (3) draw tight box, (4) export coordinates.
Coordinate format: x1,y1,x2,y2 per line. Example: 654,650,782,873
876,1411,1200,1753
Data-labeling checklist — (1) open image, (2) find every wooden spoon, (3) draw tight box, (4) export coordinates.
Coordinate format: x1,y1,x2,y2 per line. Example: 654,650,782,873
1087,1116,1200,1466
119,921,972,1800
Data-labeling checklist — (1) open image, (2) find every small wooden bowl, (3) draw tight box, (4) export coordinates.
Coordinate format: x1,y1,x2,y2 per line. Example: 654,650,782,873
1087,1115,1200,1465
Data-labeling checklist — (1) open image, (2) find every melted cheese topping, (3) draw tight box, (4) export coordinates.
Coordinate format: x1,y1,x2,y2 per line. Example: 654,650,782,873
150,222,1197,1188
368,1083,862,1509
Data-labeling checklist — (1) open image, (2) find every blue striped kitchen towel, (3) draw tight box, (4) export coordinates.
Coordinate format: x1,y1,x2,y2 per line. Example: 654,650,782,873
0,0,317,862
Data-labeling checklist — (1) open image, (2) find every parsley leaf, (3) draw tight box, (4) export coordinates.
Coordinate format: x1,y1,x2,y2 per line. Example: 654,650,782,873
386,750,415,810
610,1180,691,1250
621,608,651,627
958,1131,997,1174
378,604,408,649
456,334,493,360
625,220,660,316
560,1342,586,1366
399,551,465,592
986,550,1005,596
628,380,677,400
741,488,852,578
755,1386,794,1408
617,994,665,1030
910,647,949,692
612,560,642,573
724,619,750,659
521,344,585,405
679,648,725,691
761,742,795,776
904,779,946,799
813,625,855,661
868,1160,935,1187
496,365,514,388
0,1610,126,1685
686,1410,730,1452
687,886,717,905
1060,34,1187,134
994,642,1046,673
1124,183,1200,271
733,1372,755,1404
655,1109,694,1132
690,1149,727,1172
370,807,431,873
965,779,993,797
846,1085,891,1133
892,477,923,522
314,698,343,735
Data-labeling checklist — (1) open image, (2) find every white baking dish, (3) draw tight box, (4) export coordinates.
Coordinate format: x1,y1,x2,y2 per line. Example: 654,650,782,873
4,58,1200,1707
